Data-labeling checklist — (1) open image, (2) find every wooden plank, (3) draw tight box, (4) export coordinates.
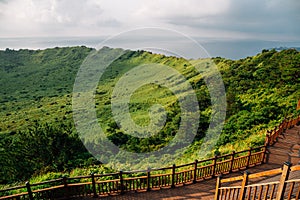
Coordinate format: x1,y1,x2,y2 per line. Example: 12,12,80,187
32,185,65,192
248,168,282,179
123,176,147,181
221,175,244,183
285,179,300,183
291,165,300,171
0,192,28,199
97,179,120,184
67,182,92,186
150,173,172,178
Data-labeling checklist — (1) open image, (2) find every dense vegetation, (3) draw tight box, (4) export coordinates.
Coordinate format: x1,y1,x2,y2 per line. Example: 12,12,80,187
0,46,299,186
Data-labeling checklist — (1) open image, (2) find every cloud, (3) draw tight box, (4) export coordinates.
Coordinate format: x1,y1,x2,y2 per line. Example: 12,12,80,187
0,0,123,37
162,0,300,40
227,0,300,40
129,0,230,29
134,0,229,19
0,0,299,41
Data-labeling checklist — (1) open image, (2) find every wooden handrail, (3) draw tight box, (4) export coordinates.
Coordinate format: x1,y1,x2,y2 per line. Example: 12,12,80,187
1,147,265,199
216,163,300,200
291,165,300,171
0,185,26,192
29,178,63,186
265,114,300,146
248,168,282,179
221,175,244,183
286,179,300,183
0,192,29,200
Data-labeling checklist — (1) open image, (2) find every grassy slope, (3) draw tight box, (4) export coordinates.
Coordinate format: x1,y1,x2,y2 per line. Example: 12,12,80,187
0,47,299,185
0,46,93,133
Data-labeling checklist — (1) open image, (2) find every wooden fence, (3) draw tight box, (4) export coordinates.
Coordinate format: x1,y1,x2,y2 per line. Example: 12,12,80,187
214,163,300,200
265,115,300,146
0,146,266,199
214,114,300,200
1,114,299,199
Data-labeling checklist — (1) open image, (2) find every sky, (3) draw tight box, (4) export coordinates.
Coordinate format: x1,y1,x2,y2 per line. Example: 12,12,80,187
0,0,299,58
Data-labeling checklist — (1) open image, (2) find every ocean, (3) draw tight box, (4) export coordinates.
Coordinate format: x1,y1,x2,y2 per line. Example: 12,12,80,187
0,36,299,60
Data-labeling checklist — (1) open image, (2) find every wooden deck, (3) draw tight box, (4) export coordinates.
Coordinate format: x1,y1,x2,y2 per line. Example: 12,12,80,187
88,125,300,200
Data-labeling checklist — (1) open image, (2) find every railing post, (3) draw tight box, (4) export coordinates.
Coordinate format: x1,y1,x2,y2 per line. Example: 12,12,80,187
25,181,34,200
287,117,290,128
62,176,69,199
62,176,68,187
246,147,252,168
276,162,292,200
262,145,268,164
212,155,218,176
91,172,98,198
283,117,287,130
239,171,249,200
147,168,151,191
265,132,270,146
214,175,222,200
119,171,125,194
171,164,176,188
193,160,198,183
291,117,295,127
230,151,235,172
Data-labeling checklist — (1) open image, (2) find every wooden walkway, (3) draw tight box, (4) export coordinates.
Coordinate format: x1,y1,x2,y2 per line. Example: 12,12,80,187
85,125,300,200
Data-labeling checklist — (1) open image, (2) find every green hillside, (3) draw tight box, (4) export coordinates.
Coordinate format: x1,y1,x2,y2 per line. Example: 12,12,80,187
0,47,299,185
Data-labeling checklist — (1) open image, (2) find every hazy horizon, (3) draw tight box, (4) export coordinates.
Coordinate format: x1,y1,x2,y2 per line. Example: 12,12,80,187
1,36,299,60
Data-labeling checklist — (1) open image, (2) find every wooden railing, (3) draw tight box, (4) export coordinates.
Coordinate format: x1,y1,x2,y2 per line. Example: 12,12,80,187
214,163,300,200
1,114,299,199
0,146,266,199
214,113,300,200
265,114,300,146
